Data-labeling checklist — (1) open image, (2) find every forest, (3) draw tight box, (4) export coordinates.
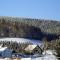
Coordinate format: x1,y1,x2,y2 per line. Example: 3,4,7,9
0,16,60,58
0,16,60,40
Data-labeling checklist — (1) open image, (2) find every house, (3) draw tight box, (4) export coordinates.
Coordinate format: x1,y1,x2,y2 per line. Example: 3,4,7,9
0,45,12,58
24,45,43,55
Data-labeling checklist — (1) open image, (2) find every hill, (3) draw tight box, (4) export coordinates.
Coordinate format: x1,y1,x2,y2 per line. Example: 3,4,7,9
0,16,60,41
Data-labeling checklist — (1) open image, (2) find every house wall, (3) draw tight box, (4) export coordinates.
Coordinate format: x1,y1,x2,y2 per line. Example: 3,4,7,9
2,49,12,58
32,46,42,55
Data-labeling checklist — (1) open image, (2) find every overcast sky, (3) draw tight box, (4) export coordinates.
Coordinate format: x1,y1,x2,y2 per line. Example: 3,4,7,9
0,0,60,20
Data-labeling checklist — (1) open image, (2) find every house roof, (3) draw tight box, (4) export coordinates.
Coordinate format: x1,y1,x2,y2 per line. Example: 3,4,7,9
0,47,7,52
24,45,37,51
0,44,8,52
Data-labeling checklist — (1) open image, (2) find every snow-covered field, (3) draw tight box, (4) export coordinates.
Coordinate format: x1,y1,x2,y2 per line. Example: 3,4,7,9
0,38,42,45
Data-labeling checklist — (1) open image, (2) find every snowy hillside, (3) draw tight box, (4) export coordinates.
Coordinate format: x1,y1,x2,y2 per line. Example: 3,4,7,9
0,38,42,45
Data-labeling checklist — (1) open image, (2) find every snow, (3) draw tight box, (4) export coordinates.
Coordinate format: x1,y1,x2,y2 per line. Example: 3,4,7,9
0,58,11,60
0,50,58,60
21,58,31,60
42,50,58,60
0,38,58,60
0,38,42,45
0,47,7,52
42,50,56,55
25,45,37,51
35,55,58,60
0,45,8,52
0,59,4,60
0,38,31,43
21,50,58,60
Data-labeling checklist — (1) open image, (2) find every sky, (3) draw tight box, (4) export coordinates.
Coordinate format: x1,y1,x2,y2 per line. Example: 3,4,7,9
0,0,60,20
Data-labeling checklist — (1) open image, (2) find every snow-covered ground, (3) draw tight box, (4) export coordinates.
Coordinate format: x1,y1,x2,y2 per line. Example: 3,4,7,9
0,38,42,45
0,38,58,60
0,50,58,60
21,50,58,60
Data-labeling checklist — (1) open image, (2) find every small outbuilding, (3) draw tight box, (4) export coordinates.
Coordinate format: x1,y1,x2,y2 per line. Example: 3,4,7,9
0,45,12,58
24,45,42,55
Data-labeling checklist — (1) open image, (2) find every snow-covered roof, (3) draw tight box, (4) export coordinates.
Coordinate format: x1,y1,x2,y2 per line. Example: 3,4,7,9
25,45,37,51
0,47,7,52
0,44,8,52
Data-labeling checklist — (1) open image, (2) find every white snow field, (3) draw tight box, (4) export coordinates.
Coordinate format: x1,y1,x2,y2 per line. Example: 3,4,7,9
0,38,42,45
